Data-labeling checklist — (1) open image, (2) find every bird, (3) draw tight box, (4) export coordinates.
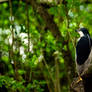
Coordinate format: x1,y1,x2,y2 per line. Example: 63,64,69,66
75,28,92,82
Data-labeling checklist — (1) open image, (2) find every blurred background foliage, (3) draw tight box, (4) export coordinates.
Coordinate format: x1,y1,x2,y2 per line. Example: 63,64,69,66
0,0,92,92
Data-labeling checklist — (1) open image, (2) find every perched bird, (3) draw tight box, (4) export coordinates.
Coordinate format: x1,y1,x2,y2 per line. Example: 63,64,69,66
75,28,92,82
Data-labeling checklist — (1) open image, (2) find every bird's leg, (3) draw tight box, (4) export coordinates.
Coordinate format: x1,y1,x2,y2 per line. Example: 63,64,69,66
76,76,82,83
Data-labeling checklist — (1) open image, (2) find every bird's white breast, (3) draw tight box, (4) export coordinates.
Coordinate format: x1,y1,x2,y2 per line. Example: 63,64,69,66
77,31,84,41
78,31,84,37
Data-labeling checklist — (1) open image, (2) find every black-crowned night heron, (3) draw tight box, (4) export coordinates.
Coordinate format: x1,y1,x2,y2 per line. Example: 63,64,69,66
75,28,92,82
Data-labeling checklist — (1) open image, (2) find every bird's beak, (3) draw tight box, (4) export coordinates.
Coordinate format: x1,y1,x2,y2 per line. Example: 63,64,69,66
75,29,84,37
75,29,79,32
75,29,80,33
75,29,78,32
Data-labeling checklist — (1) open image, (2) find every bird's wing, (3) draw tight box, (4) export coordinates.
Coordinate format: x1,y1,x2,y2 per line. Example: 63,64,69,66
76,36,91,65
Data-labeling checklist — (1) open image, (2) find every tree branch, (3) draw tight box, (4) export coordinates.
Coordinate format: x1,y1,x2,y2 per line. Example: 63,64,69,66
0,0,8,2
71,63,92,92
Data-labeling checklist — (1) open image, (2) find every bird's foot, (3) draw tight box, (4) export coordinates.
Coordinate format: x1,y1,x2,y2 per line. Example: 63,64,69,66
76,76,82,83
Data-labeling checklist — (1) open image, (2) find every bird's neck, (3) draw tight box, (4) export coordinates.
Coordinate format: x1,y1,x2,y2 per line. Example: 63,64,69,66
78,31,84,37
78,34,90,41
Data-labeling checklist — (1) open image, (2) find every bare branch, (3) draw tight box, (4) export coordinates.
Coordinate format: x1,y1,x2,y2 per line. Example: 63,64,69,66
0,0,8,2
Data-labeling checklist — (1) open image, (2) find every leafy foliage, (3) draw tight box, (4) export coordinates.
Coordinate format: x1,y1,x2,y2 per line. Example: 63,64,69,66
0,0,92,92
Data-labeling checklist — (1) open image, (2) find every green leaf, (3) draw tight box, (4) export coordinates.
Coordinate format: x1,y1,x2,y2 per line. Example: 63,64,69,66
1,55,9,63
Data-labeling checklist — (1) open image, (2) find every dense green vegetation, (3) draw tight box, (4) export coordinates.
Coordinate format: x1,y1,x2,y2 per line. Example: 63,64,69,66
0,0,92,92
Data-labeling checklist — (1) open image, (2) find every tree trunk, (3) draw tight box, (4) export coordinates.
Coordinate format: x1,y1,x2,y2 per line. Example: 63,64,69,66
71,65,92,92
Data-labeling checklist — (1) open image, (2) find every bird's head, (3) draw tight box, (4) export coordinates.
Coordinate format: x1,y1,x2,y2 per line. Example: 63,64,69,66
75,28,89,37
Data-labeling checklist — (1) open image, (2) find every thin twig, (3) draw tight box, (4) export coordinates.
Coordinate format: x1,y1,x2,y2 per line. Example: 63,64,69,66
26,0,30,53
9,0,14,56
9,0,18,80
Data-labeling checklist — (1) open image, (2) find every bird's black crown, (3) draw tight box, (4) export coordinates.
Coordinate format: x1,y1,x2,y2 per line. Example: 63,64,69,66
79,28,89,35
